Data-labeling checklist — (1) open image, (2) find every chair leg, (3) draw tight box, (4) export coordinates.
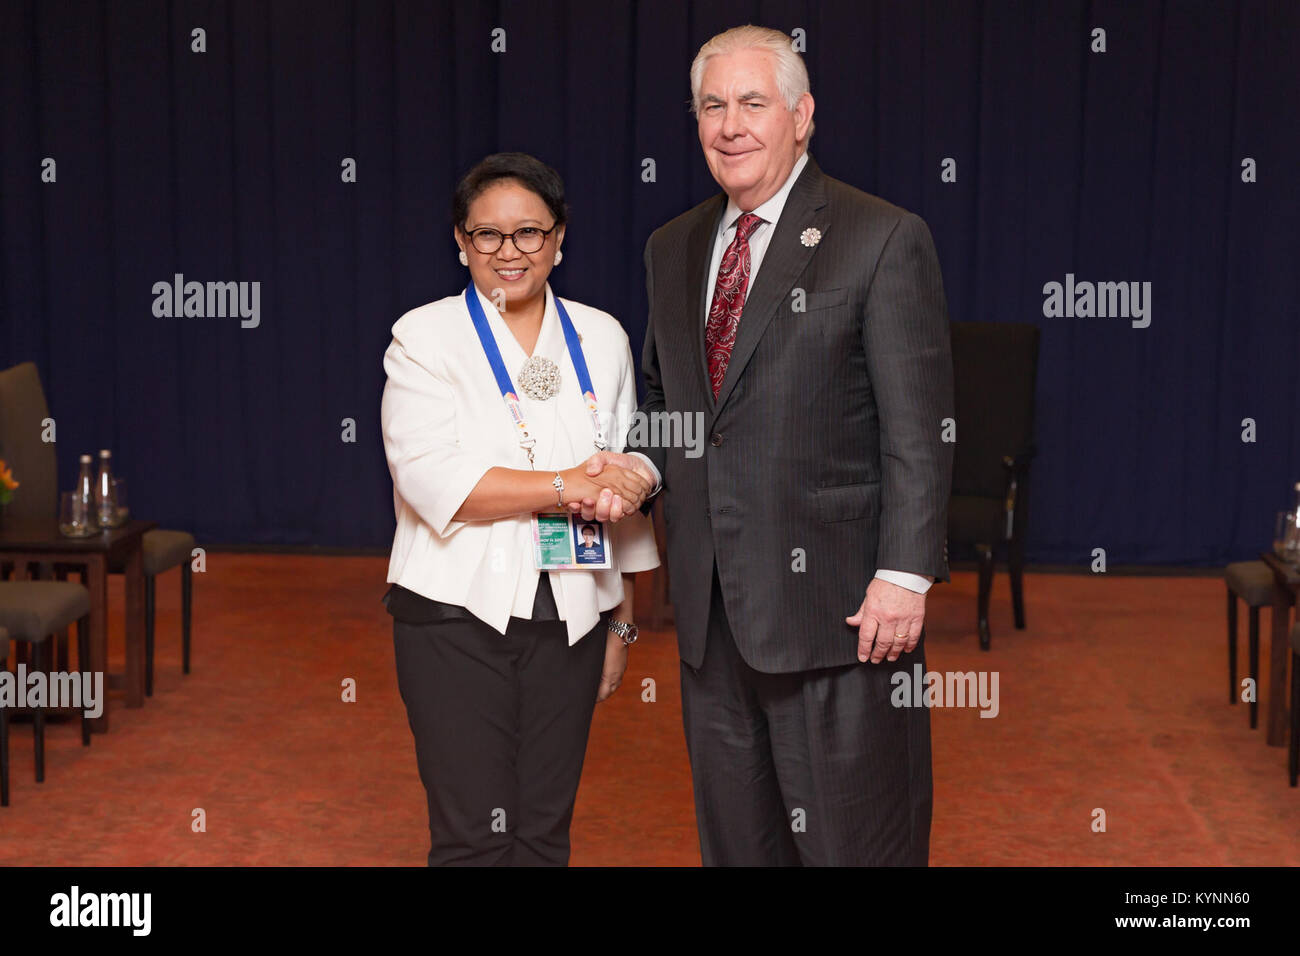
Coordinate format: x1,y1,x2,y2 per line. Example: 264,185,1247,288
182,562,193,675
145,574,155,697
77,615,91,747
1009,532,1026,630
976,544,994,651
1227,589,1238,705
1248,607,1260,730
33,638,47,784
54,567,69,670
1290,650,1299,788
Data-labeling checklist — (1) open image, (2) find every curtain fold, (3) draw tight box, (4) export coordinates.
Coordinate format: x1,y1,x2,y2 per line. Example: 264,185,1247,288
1,0,1296,563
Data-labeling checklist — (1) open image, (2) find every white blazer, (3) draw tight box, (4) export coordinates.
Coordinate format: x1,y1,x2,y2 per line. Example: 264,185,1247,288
381,282,660,645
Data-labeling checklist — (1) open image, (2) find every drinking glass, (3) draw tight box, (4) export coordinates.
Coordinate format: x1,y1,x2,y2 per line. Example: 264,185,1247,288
111,477,128,526
59,490,96,537
1277,511,1300,562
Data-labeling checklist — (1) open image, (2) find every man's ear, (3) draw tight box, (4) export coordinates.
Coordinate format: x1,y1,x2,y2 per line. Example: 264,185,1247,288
794,92,815,143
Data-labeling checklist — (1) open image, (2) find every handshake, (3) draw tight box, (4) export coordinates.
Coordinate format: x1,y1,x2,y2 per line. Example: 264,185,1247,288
560,451,658,522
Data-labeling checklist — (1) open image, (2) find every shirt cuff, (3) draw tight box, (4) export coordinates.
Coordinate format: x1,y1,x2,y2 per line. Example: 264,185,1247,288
627,452,662,495
874,569,934,594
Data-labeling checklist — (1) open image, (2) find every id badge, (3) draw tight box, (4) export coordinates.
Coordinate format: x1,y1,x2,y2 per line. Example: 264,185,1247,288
532,511,613,570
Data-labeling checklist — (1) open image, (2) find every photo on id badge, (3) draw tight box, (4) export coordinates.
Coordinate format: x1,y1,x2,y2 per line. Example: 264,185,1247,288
573,522,607,566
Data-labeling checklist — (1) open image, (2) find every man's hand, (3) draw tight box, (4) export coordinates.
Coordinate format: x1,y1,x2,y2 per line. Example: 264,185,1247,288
846,578,926,663
568,451,658,522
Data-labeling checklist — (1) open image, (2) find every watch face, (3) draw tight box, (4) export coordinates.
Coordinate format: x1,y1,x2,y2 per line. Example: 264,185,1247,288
625,624,638,642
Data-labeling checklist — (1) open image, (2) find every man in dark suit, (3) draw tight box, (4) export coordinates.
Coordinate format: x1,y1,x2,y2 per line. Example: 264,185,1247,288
578,24,953,865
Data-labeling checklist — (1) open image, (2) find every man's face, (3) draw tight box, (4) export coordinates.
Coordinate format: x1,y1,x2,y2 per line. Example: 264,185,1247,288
696,47,813,209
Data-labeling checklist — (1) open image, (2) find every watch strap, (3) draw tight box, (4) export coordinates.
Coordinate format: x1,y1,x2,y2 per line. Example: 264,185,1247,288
608,618,638,646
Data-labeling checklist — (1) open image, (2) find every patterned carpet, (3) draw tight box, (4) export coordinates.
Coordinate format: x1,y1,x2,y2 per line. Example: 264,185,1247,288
0,554,1295,865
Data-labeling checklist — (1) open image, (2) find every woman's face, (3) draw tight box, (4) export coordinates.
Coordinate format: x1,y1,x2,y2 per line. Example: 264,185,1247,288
456,180,564,312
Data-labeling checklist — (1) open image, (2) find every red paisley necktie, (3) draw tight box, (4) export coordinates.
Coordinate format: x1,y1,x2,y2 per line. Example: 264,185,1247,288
704,212,763,399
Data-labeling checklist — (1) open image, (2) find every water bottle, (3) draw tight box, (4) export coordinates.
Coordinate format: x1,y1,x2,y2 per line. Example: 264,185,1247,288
95,449,117,528
76,454,98,530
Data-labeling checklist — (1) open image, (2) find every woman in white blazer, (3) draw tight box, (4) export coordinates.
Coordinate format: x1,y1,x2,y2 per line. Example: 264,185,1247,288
380,153,660,866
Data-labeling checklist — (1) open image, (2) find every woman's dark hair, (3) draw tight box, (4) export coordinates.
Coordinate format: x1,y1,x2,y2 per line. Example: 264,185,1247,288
452,152,567,232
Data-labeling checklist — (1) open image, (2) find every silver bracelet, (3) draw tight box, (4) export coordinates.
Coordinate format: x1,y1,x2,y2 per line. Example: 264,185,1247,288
552,472,564,508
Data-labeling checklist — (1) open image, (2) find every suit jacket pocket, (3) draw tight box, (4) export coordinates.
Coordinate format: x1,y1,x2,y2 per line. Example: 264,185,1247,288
815,480,881,523
801,287,849,312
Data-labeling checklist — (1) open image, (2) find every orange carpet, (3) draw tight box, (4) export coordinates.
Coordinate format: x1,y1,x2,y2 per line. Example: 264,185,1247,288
0,554,1295,866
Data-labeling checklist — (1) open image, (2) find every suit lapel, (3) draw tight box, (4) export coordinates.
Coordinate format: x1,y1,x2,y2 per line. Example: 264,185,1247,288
684,195,726,404
712,157,829,414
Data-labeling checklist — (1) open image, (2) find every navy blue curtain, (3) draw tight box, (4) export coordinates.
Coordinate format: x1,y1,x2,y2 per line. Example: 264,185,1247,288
2,0,1297,563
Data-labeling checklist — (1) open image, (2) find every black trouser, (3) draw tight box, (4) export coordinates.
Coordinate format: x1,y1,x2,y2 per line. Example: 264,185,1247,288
393,609,608,866
680,569,933,866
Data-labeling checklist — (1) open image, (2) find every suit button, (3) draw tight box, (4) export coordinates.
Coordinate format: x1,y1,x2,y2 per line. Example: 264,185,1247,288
710,433,723,447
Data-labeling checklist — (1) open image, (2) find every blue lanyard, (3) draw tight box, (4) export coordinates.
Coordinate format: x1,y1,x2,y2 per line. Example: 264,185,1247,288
463,285,607,466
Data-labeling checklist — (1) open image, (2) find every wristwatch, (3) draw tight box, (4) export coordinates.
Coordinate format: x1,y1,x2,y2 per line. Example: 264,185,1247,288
607,619,639,646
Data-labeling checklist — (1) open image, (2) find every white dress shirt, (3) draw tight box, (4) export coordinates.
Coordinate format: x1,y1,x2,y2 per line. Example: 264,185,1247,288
705,151,811,311
635,150,932,594
381,283,661,644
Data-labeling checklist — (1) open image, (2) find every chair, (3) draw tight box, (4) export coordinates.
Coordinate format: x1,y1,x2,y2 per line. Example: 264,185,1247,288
0,363,58,524
947,322,1040,650
0,580,92,791
113,530,196,694
1289,621,1298,788
1,361,73,670
1223,561,1282,729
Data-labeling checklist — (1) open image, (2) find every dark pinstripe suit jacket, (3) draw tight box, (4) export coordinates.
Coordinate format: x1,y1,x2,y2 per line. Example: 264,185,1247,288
631,154,954,673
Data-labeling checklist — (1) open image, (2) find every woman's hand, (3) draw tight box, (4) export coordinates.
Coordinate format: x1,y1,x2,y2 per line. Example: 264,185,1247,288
562,463,650,513
596,630,629,702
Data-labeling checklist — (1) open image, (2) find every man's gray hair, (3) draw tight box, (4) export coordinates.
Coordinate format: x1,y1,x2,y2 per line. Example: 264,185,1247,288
689,24,814,139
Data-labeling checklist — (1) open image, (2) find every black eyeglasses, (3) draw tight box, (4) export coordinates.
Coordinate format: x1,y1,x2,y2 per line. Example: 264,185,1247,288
465,223,559,255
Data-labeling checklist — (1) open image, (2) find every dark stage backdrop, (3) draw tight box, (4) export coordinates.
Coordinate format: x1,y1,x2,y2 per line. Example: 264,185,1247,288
1,0,1297,564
